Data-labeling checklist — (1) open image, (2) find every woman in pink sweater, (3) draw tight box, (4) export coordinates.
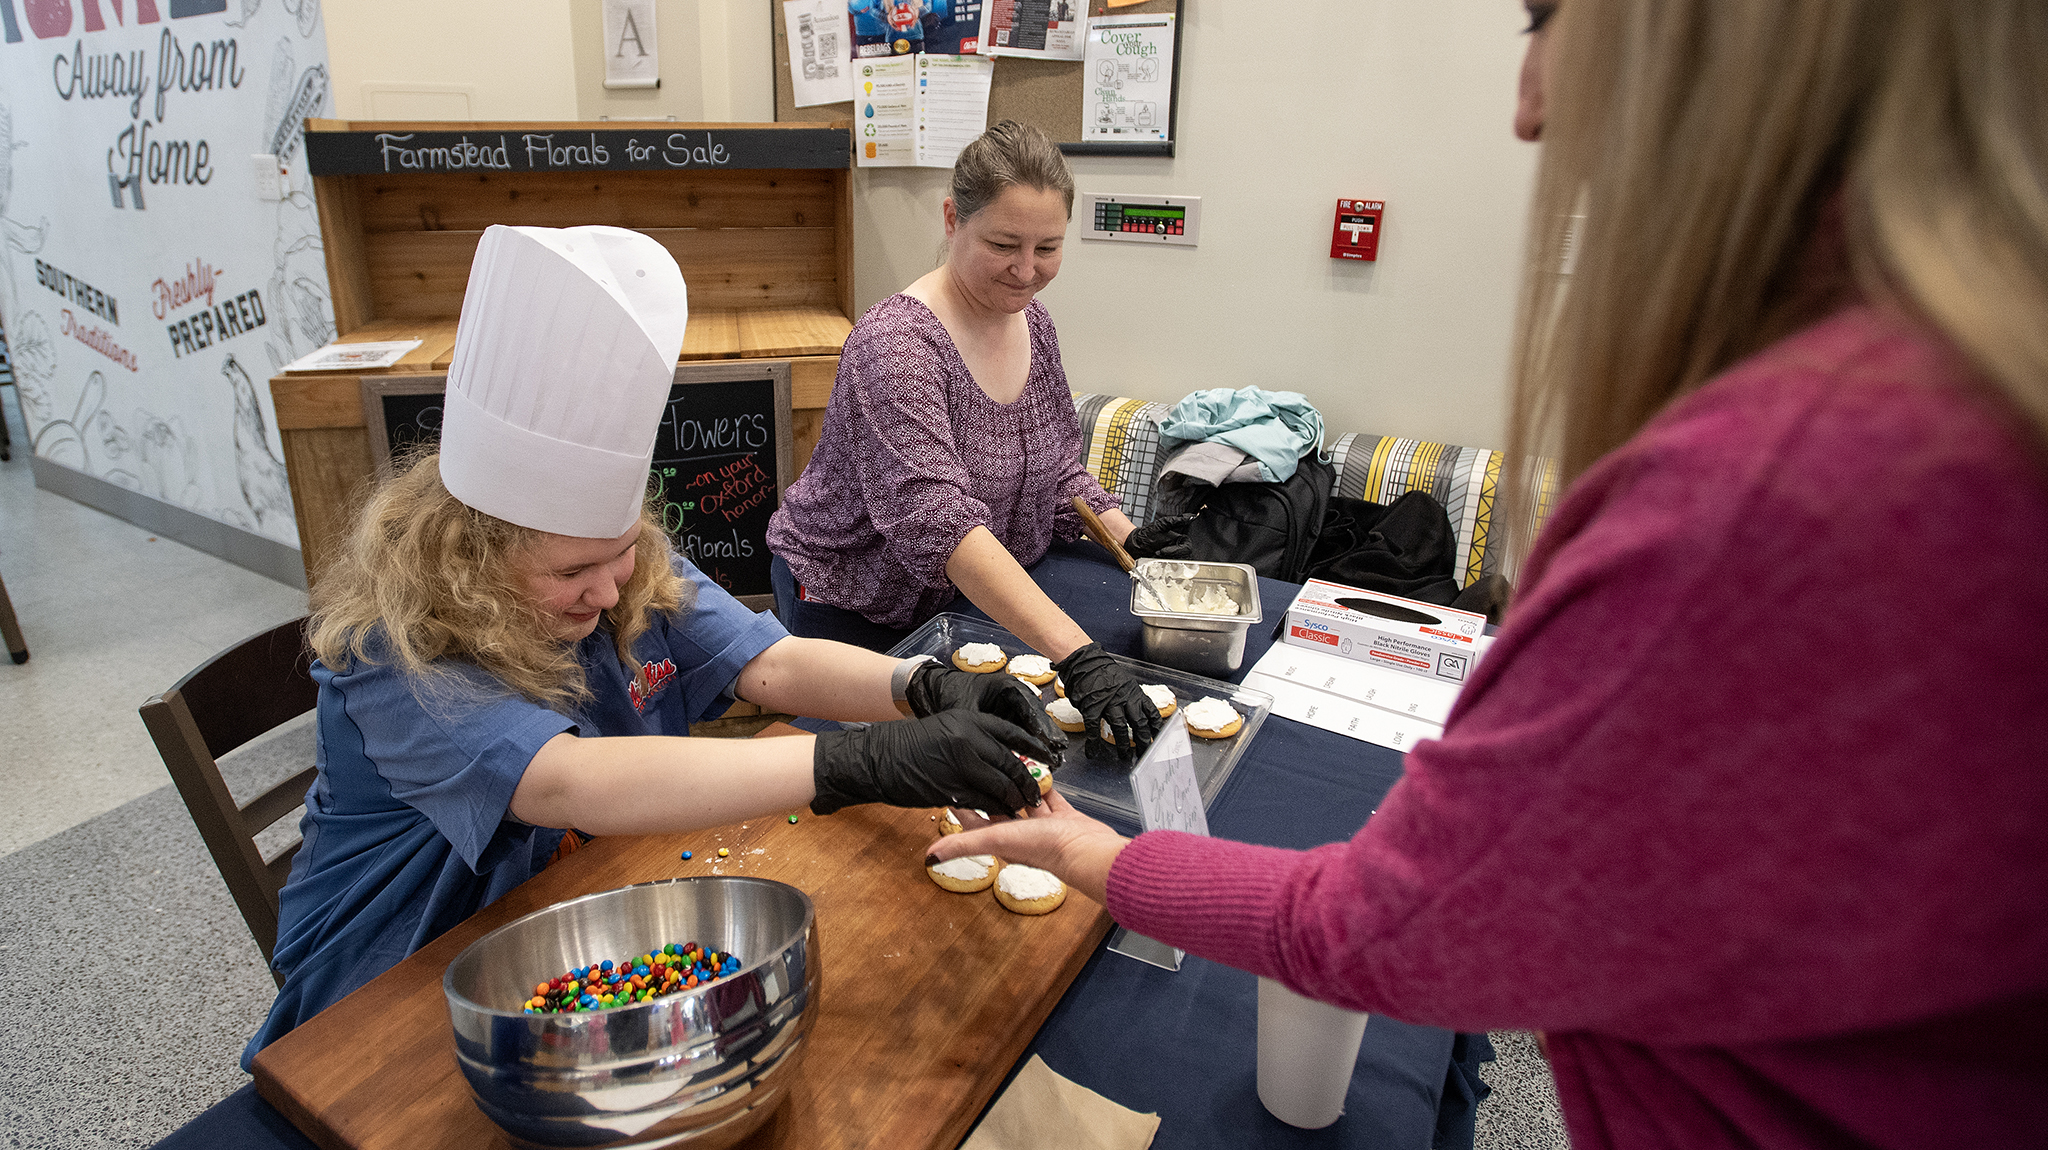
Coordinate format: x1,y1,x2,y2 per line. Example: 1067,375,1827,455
932,2,2048,1146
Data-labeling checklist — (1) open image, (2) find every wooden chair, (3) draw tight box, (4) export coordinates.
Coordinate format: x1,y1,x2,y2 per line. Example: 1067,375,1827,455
140,617,318,985
0,568,25,664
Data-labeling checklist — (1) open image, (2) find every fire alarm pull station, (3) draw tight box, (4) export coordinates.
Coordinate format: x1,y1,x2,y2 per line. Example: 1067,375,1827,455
1332,199,1384,261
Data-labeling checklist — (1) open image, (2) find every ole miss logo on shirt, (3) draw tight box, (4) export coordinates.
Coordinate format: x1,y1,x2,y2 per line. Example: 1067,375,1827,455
629,659,678,713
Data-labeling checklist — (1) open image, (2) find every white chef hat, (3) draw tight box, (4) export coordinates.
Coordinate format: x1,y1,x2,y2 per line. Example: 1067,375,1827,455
439,224,688,538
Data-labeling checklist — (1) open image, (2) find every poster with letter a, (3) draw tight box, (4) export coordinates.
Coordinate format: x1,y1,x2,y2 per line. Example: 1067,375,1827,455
0,0,336,558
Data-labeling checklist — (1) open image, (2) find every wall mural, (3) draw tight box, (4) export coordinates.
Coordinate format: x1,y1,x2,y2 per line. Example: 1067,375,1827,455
0,0,334,551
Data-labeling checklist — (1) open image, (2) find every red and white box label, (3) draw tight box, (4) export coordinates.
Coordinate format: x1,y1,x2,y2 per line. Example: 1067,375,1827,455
1281,579,1488,683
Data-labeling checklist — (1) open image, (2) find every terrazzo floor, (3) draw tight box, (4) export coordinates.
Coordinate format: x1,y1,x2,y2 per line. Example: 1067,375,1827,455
0,387,1567,1149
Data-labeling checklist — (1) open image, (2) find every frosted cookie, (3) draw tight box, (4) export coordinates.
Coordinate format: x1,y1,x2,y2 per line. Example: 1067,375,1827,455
952,643,1008,673
1046,696,1086,734
938,808,964,836
1007,654,1056,686
1017,754,1055,797
1141,684,1178,719
1053,676,1066,698
993,863,1067,915
927,854,997,894
1182,696,1244,740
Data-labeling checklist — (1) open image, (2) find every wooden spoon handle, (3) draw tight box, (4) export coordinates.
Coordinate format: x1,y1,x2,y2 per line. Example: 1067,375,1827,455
1071,496,1136,572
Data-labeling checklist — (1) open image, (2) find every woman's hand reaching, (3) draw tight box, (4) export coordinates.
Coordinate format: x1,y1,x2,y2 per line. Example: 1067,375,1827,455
925,789,1128,906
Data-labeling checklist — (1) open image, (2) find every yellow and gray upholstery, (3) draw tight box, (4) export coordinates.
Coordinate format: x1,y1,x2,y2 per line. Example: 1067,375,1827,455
1072,393,1554,587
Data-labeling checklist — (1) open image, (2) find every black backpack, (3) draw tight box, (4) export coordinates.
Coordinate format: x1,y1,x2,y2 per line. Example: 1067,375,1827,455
1181,450,1334,582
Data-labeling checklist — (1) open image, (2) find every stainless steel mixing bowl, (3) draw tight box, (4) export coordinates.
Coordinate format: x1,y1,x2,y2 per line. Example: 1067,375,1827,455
443,877,818,1150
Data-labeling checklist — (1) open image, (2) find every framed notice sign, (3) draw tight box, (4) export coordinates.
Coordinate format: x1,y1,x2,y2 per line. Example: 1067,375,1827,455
361,362,795,609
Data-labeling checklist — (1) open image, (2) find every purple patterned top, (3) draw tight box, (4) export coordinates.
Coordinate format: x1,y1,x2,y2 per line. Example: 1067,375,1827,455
767,294,1118,629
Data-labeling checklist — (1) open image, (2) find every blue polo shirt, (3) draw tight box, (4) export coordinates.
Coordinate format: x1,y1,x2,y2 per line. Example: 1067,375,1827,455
244,556,787,1066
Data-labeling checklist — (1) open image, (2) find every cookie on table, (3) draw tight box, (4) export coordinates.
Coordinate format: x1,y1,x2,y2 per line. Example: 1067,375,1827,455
1053,676,1065,698
938,807,964,836
1181,696,1244,740
1007,654,1057,686
1017,754,1055,797
993,863,1067,915
1141,684,1178,719
927,853,998,893
1046,696,1086,734
952,643,1008,673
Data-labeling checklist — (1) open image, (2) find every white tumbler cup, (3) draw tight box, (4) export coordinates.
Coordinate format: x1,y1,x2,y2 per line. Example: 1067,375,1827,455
1255,976,1371,1129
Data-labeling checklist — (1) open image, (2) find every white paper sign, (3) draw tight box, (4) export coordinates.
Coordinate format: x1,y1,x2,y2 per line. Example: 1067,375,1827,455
603,0,661,89
1083,14,1174,143
1129,713,1208,838
1112,710,1205,971
282,341,422,373
785,0,854,108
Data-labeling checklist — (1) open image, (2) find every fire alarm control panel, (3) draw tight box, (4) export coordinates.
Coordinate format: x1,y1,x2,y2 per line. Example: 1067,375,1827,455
1080,193,1202,247
1331,199,1384,261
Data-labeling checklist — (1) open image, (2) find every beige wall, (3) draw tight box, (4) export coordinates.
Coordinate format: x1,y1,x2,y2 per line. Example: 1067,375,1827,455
326,1,1536,449
850,3,1538,450
324,0,580,120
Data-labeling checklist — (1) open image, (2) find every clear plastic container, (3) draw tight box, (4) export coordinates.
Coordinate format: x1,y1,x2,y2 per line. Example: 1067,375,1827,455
889,613,1273,828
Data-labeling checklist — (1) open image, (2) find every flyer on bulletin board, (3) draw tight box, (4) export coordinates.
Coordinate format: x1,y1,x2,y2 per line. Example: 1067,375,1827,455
914,53,996,167
855,56,918,166
856,54,995,168
1083,13,1174,142
784,0,855,107
978,0,1087,60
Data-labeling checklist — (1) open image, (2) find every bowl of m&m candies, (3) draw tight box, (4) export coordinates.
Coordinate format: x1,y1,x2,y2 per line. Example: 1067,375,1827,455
443,877,818,1150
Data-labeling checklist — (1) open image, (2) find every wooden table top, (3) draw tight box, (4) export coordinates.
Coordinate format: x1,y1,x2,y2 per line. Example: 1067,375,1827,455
252,725,1112,1150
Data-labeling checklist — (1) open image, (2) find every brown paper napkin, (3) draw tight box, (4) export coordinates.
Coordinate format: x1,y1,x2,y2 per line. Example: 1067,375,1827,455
961,1054,1161,1150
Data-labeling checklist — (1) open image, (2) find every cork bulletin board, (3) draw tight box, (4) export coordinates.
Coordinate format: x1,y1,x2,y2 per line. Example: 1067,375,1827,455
774,0,1185,156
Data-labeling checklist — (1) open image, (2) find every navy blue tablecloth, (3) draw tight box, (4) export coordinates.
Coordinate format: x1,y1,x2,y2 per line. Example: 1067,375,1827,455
159,541,1485,1150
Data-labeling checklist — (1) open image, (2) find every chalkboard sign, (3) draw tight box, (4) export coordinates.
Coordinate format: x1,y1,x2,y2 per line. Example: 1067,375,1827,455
362,376,448,472
306,126,850,176
647,362,795,609
361,363,795,610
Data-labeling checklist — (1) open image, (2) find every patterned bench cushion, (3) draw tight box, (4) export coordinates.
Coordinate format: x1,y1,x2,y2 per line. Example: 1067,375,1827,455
1072,393,1553,587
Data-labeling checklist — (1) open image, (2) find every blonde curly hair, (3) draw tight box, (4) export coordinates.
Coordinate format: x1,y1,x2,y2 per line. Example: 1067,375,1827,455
308,451,688,712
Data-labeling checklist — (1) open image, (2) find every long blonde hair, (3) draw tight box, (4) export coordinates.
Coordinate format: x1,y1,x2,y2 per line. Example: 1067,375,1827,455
1500,0,2048,567
308,452,687,712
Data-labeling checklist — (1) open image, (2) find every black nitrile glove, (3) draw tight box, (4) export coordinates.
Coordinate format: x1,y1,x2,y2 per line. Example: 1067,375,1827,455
904,660,1066,749
1052,642,1161,763
811,710,1054,816
1124,513,1197,560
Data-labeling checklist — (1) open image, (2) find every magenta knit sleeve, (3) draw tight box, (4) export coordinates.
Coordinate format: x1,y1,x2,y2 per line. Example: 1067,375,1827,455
1110,311,2048,1046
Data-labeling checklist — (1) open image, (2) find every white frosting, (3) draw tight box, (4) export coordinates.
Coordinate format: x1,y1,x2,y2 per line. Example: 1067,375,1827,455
1133,563,1243,616
997,864,1063,901
1047,698,1083,724
940,808,962,829
930,854,994,881
1183,696,1240,731
1008,654,1053,678
957,643,1006,665
1141,684,1176,710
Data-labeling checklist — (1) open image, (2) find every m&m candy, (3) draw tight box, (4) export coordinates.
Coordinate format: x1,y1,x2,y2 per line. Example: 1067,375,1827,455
523,941,746,1014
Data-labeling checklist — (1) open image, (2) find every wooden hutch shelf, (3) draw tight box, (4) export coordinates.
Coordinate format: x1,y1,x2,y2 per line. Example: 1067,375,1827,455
271,119,854,587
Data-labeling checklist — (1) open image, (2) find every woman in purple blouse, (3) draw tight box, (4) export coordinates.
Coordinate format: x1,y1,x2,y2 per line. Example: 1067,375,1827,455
768,121,1169,759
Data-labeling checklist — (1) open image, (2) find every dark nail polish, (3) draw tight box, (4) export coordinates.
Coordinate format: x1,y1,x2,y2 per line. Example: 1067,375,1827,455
924,854,940,868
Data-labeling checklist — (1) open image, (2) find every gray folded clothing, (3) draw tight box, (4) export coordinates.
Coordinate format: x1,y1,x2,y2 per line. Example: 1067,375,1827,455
1155,442,1266,516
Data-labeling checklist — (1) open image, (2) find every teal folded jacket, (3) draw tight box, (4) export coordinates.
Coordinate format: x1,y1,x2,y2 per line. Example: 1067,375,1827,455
1158,386,1325,482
